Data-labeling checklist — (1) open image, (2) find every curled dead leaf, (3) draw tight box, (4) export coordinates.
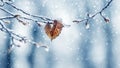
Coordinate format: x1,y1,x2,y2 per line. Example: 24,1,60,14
44,20,64,41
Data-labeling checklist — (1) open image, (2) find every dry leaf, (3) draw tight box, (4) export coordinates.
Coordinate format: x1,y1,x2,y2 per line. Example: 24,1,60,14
44,20,64,40
44,22,52,39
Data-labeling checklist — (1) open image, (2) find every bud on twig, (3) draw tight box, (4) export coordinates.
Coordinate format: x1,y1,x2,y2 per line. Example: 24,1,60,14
104,18,109,23
37,23,41,27
85,22,90,29
14,14,20,18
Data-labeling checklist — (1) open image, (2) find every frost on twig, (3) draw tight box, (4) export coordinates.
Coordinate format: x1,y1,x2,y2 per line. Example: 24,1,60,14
0,0,113,52
0,22,48,52
73,0,112,28
0,0,51,52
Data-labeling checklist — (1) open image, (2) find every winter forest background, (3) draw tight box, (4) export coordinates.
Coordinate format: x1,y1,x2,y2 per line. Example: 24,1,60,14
0,0,120,68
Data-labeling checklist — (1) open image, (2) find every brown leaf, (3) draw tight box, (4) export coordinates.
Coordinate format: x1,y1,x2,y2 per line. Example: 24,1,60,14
44,23,52,39
44,20,64,40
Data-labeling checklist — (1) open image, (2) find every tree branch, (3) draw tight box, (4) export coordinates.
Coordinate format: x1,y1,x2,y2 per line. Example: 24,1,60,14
5,2,53,21
0,21,48,52
0,0,113,51
73,0,113,24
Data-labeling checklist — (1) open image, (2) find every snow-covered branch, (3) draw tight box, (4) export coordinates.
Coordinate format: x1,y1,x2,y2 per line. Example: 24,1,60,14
0,0,113,51
73,0,113,25
0,21,48,52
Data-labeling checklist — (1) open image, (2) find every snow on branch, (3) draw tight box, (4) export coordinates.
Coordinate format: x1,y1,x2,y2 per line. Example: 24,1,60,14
0,0,113,51
0,21,48,52
0,1,50,52
73,0,113,28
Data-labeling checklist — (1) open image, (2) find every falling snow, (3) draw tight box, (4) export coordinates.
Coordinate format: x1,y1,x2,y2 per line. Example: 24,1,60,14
0,0,120,68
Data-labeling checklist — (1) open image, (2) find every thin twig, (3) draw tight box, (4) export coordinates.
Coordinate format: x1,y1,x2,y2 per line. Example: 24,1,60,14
0,8,45,26
73,0,113,23
0,0,113,50
0,22,48,49
5,2,53,21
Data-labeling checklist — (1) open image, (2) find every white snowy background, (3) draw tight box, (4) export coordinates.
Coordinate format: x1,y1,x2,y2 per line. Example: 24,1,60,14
0,0,120,68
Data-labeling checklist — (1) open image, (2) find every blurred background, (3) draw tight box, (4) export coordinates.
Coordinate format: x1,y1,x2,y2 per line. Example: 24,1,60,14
0,0,120,68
